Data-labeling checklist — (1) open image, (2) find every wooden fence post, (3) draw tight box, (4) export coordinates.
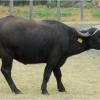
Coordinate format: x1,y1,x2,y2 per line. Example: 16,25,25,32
9,0,14,15
80,0,84,21
29,0,33,19
56,0,61,21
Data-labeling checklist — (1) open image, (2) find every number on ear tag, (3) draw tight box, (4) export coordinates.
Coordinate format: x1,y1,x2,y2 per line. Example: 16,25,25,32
77,38,83,43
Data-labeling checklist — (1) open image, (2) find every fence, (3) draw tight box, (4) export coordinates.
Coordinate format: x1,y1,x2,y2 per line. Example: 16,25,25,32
0,0,100,22
8,0,85,21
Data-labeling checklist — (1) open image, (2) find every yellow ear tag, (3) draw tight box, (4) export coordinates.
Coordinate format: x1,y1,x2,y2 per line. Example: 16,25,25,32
77,38,83,44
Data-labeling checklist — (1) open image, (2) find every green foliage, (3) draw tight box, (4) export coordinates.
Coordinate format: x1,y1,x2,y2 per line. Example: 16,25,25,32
1,0,93,8
85,1,93,8
0,1,29,6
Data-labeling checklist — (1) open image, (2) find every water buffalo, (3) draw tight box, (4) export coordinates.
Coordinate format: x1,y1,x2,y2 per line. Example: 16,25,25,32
0,15,100,95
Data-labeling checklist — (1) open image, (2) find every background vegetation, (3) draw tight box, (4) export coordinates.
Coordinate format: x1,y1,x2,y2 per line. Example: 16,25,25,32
0,0,98,7
0,5,100,22
0,0,100,22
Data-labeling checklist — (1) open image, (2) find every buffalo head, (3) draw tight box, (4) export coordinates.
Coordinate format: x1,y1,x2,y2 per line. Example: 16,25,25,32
78,27,100,50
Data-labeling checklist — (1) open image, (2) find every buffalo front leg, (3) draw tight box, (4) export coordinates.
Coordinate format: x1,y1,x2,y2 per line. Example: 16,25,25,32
53,68,65,92
1,55,21,94
53,58,66,92
41,64,53,95
41,47,61,95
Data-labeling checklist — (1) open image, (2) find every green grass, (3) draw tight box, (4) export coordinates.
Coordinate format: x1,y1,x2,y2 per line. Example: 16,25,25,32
61,8,77,16
33,7,77,17
15,6,79,19
1,5,100,21
34,7,54,17
92,8,100,19
14,6,79,20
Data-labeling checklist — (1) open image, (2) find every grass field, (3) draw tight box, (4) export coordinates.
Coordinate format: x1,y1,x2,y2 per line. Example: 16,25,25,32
1,5,100,22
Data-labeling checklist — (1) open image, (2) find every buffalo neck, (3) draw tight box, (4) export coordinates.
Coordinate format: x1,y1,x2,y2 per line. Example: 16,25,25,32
67,37,90,57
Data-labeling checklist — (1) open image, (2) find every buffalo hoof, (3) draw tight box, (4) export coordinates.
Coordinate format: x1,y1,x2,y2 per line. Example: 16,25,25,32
58,87,66,92
42,90,49,95
14,89,22,94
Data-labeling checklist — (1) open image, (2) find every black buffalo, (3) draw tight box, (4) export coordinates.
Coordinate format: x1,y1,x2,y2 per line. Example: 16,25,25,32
0,16,100,95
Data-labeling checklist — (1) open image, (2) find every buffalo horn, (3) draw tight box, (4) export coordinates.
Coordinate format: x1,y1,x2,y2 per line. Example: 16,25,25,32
78,31,90,37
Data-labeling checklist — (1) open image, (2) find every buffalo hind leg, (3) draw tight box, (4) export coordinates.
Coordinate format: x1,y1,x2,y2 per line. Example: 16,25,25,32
1,54,21,94
53,68,65,92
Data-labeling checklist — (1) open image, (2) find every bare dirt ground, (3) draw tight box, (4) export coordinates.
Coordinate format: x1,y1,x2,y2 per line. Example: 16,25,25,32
0,24,100,100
